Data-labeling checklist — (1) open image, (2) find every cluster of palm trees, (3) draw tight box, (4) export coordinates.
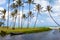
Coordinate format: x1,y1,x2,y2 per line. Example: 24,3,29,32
0,0,60,29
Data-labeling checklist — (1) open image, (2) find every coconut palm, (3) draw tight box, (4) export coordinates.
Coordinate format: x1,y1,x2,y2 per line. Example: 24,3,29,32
25,0,36,28
46,5,60,26
0,9,6,19
7,0,10,28
0,8,6,27
21,5,24,28
14,0,23,28
10,3,18,9
10,0,23,28
34,4,42,28
10,1,18,28
20,0,25,29
28,11,34,27
11,9,17,29
21,14,27,28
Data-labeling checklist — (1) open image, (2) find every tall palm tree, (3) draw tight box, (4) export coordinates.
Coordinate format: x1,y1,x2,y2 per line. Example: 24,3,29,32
10,1,18,29
11,9,17,29
15,0,23,28
7,0,10,28
20,0,25,29
21,5,24,29
34,4,42,28
46,5,60,26
10,0,18,27
25,0,36,28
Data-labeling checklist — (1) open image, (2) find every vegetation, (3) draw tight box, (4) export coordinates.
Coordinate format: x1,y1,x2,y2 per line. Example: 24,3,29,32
0,27,51,36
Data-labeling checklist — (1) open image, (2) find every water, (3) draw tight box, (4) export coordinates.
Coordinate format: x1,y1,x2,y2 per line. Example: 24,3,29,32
0,30,60,40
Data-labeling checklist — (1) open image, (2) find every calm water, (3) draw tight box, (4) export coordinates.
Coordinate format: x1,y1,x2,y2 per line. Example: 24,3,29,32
0,30,60,40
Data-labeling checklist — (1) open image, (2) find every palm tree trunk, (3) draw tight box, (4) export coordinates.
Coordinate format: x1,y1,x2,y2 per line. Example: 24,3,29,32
29,17,31,27
13,17,15,28
27,4,30,28
21,6,24,29
12,17,15,29
49,12,60,26
14,15,17,27
3,19,5,27
7,0,10,29
18,6,20,28
34,12,39,28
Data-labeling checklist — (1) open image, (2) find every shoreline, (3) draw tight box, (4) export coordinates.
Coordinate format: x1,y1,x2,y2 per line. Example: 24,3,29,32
0,27,51,36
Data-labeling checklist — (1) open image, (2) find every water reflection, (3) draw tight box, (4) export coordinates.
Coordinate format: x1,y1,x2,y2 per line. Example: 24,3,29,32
0,30,60,40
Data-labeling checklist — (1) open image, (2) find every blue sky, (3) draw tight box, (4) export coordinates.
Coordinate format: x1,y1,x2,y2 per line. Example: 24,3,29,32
0,0,60,27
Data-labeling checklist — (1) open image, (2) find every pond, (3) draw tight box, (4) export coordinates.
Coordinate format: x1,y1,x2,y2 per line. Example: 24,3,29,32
0,30,60,40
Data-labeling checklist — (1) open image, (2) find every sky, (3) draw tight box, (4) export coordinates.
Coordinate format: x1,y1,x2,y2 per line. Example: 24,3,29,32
0,0,60,27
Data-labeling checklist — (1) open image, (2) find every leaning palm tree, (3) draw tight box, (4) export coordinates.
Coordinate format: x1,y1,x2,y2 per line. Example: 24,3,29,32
46,5,60,26
34,4,42,28
25,0,36,28
11,9,17,29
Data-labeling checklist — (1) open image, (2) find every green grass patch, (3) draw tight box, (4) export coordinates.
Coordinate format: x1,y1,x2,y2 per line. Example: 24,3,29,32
0,27,51,36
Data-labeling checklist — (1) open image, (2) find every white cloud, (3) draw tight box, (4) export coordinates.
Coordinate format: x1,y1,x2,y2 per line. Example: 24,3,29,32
40,20,44,23
0,7,4,10
52,0,60,12
53,6,60,12
34,0,49,7
0,0,6,5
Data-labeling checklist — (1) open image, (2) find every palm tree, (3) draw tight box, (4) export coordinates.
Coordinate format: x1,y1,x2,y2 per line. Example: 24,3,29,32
46,5,60,26
10,0,18,28
11,9,17,29
34,4,42,28
25,0,36,28
15,0,23,28
21,14,27,28
10,1,18,29
0,8,6,27
0,9,6,19
21,5,24,29
10,3,18,9
7,0,10,28
28,11,34,27
20,0,25,29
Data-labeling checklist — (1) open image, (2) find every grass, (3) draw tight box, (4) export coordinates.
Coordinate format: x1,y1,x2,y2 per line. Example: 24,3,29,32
0,27,51,36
